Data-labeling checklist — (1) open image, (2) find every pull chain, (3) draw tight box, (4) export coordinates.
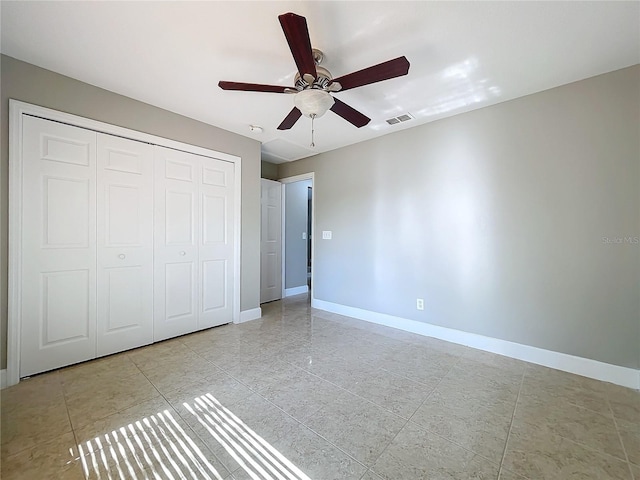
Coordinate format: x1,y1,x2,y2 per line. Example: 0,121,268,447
310,113,316,147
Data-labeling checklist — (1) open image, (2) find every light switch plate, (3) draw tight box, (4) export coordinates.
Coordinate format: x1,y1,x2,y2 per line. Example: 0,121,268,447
302,232,307,240
322,231,332,240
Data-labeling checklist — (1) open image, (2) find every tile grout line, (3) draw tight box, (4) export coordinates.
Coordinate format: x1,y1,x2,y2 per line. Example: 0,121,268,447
158,330,371,476
490,370,633,477
514,375,635,467
207,335,411,422
193,319,435,473
60,376,89,480
67,355,166,479
210,364,371,473
606,395,636,480
521,370,636,464
359,353,463,476
358,468,376,480
280,361,413,421
150,336,244,479
222,327,521,473
496,364,527,480
284,346,516,473
396,354,527,470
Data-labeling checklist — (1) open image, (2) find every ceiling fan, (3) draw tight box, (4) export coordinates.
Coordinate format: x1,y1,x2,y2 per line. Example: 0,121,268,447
218,12,410,134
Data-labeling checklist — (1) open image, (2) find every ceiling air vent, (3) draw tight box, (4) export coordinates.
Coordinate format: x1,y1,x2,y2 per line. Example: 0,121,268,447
386,113,414,125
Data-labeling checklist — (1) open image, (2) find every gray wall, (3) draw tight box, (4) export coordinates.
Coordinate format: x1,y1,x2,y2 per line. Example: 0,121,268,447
279,66,640,370
0,55,262,369
261,161,279,180
285,180,312,289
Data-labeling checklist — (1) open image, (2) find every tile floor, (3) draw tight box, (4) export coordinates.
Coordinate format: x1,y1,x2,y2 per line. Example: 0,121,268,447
1,294,639,479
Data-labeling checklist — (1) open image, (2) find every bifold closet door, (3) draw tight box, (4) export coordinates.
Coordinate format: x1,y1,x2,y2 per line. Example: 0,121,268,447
199,157,235,328
96,134,154,356
154,147,200,340
154,146,234,341
20,116,97,377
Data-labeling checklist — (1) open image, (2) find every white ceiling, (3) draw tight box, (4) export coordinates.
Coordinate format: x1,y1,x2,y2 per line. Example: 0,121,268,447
2,1,638,163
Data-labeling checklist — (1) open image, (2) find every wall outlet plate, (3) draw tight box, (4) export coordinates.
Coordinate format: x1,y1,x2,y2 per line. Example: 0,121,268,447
322,231,332,240
416,298,424,310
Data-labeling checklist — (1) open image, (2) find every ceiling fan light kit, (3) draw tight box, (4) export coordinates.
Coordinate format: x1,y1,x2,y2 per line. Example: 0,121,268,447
294,89,334,118
218,12,410,145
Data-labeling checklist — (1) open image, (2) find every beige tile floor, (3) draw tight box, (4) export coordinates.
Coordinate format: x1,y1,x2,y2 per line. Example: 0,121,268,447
1,294,639,479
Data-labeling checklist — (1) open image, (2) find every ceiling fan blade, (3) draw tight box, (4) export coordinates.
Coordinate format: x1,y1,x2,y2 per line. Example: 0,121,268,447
330,56,410,92
330,98,371,128
218,81,291,93
278,12,317,81
277,107,303,130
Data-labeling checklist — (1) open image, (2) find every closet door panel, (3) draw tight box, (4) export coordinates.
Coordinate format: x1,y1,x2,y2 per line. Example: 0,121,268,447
20,116,97,377
199,160,234,328
154,146,199,341
16,109,238,379
96,134,154,356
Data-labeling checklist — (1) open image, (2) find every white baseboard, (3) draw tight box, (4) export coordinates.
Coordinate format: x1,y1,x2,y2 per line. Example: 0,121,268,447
238,307,262,324
0,369,7,390
312,299,640,390
285,285,309,297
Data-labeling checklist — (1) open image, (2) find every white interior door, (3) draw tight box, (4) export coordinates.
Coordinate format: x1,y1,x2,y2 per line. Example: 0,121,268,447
199,159,235,328
20,116,97,376
96,134,154,356
154,147,235,339
13,104,240,382
154,146,200,341
260,179,282,303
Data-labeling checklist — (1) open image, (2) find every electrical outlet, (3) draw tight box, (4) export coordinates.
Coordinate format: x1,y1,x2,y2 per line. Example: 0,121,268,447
322,231,332,240
416,298,424,310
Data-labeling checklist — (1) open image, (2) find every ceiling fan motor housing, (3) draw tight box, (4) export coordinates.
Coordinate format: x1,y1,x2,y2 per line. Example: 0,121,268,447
294,65,333,91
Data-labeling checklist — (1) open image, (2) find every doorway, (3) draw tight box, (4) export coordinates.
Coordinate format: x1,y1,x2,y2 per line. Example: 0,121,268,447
281,173,315,302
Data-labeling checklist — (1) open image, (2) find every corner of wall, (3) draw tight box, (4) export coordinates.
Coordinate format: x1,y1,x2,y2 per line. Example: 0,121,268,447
238,307,262,324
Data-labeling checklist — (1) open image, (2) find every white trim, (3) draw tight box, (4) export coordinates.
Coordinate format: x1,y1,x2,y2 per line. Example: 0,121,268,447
312,299,640,390
279,173,314,185
8,100,243,387
232,147,242,327
285,285,309,297
280,183,287,299
11,101,241,163
278,173,315,305
0,370,7,390
8,101,24,387
238,308,262,324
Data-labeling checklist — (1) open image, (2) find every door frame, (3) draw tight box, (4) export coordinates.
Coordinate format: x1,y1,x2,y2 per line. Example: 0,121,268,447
7,100,242,387
279,173,315,303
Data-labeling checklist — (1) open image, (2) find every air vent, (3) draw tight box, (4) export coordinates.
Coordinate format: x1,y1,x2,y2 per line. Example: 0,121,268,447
386,113,414,125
